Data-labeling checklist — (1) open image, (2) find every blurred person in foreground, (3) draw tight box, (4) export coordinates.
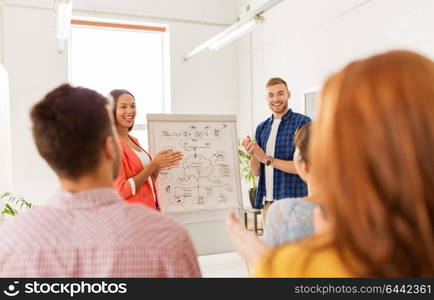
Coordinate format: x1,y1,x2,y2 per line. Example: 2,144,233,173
0,84,201,277
228,50,434,277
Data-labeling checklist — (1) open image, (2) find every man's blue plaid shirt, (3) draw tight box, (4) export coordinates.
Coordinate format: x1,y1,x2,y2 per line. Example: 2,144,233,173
253,109,311,209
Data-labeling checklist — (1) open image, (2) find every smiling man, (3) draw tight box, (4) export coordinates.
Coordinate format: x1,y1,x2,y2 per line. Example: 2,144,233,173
242,78,311,221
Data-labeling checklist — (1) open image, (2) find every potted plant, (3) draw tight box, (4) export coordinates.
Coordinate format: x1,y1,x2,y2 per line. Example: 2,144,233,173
238,141,258,208
0,192,33,222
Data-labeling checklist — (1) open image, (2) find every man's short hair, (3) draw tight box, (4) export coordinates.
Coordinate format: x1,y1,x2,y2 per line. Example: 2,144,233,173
30,84,112,179
266,77,288,89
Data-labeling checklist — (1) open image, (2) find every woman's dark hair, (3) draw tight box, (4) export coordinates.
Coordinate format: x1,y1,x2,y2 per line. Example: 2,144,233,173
109,89,135,132
293,122,312,163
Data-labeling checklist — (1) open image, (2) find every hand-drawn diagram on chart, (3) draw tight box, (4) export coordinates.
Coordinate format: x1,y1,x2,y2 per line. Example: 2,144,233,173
152,122,240,213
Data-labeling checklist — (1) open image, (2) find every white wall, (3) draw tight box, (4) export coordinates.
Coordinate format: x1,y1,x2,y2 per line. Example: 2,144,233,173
0,0,239,204
4,0,238,25
0,64,12,193
74,0,237,25
170,23,238,115
234,0,434,208
237,0,434,135
2,5,78,204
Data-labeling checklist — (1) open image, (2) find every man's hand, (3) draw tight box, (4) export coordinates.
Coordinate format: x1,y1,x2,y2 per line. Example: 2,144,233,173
252,146,267,164
241,136,267,164
241,136,256,154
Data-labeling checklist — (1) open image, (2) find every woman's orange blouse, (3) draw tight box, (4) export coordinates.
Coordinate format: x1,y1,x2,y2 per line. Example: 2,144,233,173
115,135,159,210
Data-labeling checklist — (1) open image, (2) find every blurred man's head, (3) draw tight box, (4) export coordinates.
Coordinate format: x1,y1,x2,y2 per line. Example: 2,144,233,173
30,84,120,182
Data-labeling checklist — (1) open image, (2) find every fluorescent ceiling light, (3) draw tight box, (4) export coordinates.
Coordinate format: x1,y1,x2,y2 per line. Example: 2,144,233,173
54,0,73,53
208,16,263,51
184,0,285,61
55,0,73,40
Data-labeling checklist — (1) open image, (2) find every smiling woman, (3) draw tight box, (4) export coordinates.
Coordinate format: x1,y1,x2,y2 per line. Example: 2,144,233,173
110,89,183,210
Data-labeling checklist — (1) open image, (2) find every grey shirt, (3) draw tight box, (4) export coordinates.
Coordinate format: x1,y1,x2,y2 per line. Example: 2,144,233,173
262,197,316,246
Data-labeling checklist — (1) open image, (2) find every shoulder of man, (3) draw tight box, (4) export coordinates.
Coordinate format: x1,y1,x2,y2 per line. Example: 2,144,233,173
256,116,273,131
125,204,194,249
291,111,312,123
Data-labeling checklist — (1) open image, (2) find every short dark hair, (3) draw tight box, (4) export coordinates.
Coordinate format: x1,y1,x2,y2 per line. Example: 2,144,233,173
266,77,288,89
31,84,112,179
109,89,135,132
293,122,312,163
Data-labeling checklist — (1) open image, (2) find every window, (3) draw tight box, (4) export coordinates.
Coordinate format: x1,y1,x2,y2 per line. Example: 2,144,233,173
69,19,170,148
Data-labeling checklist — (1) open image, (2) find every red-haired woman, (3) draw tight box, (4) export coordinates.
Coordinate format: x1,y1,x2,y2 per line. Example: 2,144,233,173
228,50,434,277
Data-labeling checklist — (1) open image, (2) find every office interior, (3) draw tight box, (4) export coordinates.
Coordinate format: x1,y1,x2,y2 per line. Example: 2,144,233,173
0,0,433,277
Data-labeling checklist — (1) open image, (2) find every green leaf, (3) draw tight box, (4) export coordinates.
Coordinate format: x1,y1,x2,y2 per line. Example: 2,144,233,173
0,192,34,219
2,204,17,216
237,138,259,189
